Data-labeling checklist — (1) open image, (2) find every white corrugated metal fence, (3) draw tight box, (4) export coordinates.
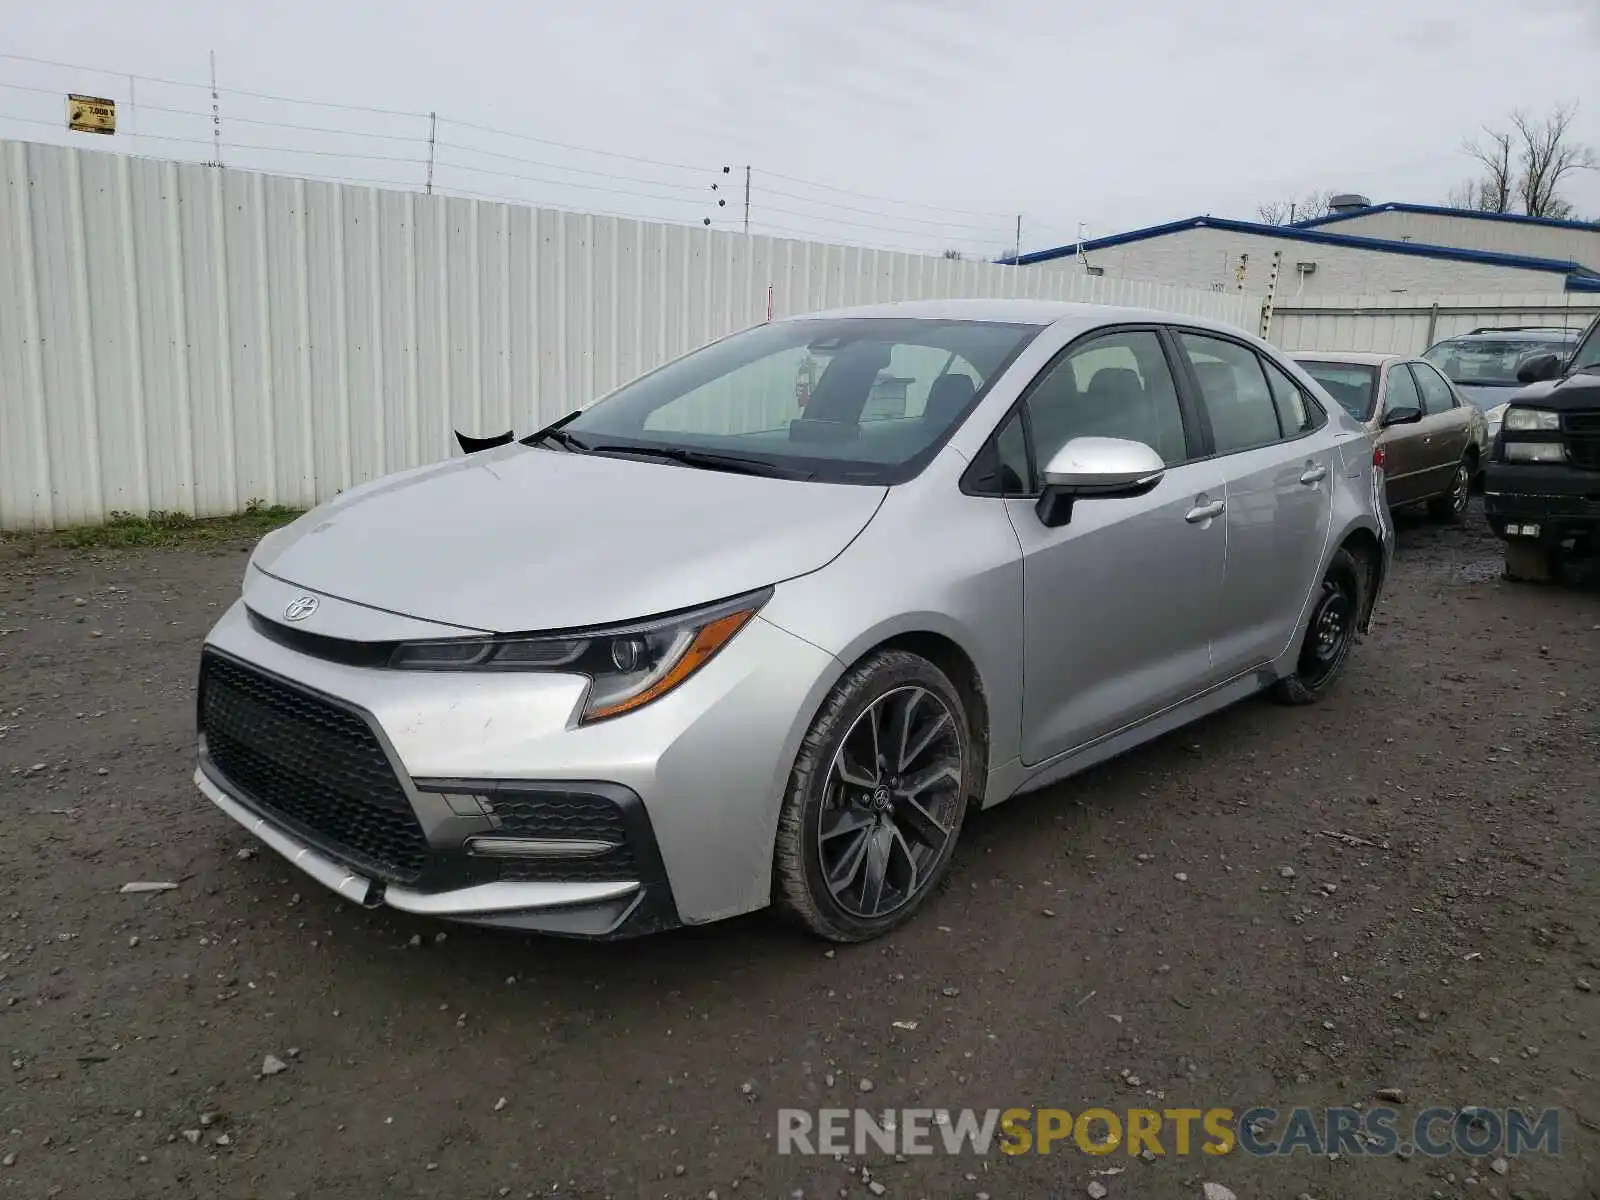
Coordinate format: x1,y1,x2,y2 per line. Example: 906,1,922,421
0,138,1261,531
1268,293,1599,354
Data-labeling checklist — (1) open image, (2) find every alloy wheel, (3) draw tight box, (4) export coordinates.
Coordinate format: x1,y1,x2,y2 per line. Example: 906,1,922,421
818,686,964,920
1450,463,1470,514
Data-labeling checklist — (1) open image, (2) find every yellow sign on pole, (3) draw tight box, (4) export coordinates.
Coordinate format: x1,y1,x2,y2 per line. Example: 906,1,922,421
67,95,117,135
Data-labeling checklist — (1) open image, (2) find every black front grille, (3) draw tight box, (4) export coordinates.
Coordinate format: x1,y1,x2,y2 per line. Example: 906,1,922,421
486,789,640,883
1565,410,1600,470
200,652,429,883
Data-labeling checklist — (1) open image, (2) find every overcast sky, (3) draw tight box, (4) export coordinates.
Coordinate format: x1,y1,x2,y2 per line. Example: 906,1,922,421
3,0,1598,258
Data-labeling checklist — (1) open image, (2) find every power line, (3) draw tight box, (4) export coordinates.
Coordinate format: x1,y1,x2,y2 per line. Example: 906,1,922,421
755,167,1017,219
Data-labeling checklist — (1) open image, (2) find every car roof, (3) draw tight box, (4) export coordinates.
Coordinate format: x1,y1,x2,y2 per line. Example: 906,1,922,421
785,297,1253,339
1291,350,1408,367
1434,327,1582,342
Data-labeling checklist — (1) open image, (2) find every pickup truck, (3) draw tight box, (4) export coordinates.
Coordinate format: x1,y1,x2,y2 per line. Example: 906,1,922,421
1482,313,1600,582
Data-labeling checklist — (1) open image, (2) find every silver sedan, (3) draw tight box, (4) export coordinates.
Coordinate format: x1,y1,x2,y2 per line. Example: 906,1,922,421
195,300,1393,943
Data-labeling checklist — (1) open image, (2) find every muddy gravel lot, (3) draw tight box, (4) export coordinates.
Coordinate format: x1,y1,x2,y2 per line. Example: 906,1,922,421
1,504,1597,1200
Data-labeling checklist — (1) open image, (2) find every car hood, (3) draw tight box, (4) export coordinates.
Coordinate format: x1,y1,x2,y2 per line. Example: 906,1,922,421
1450,382,1518,409
251,445,887,633
1504,368,1600,412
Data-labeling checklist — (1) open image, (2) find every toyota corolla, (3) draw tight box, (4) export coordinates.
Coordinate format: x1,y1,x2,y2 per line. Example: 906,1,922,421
195,300,1392,943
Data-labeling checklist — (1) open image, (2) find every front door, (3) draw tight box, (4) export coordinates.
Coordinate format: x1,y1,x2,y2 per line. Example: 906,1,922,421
1374,363,1430,506
1409,360,1473,496
1004,327,1228,765
1173,331,1337,675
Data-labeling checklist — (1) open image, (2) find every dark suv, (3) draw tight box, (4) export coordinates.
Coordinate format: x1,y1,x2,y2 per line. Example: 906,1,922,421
1483,314,1600,581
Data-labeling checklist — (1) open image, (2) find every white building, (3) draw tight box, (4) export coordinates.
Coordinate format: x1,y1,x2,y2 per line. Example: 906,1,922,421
1008,203,1600,299
1295,202,1600,273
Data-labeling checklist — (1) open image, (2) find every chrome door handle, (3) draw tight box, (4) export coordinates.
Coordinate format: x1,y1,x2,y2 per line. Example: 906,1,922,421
1185,499,1225,523
1300,464,1328,485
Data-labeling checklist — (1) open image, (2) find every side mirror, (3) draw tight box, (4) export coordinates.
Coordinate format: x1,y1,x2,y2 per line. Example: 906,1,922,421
1036,436,1166,528
1515,352,1562,384
1380,405,1422,428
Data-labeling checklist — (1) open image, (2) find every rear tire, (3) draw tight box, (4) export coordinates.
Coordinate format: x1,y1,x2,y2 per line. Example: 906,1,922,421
773,650,976,943
1274,547,1365,706
1426,459,1472,524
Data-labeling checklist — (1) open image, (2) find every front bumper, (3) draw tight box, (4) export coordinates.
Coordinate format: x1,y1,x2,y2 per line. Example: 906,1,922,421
196,765,659,936
194,595,842,935
1483,461,1600,547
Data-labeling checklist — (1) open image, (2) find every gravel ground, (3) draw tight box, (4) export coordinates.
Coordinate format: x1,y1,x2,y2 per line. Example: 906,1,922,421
1,503,1597,1200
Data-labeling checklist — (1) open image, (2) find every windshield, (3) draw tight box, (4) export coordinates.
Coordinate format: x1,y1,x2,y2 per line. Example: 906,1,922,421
1422,335,1577,387
1572,318,1600,375
557,317,1040,484
1295,360,1378,421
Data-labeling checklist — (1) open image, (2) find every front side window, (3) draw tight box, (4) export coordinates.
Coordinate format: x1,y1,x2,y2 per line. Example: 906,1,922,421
1022,330,1190,468
1384,360,1423,416
561,317,1040,484
1177,333,1282,454
1422,335,1579,388
1410,362,1457,415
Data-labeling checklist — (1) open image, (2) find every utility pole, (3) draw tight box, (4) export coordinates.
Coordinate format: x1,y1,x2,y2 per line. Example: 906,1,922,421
743,165,751,234
1289,201,1297,224
207,51,223,167
425,112,437,194
1014,214,1022,260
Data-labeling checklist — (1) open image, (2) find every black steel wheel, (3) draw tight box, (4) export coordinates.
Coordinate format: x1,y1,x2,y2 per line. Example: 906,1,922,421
774,650,975,942
1274,547,1364,705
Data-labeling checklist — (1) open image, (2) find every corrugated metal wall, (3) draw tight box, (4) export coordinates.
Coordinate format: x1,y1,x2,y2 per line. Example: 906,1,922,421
0,137,1260,531
1270,294,1599,354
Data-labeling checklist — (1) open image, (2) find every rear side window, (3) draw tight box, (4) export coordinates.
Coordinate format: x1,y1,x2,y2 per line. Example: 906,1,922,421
1177,333,1283,455
1410,362,1457,416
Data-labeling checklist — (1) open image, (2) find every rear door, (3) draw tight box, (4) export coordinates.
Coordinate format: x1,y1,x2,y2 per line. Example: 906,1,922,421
1171,330,1336,677
1375,363,1429,505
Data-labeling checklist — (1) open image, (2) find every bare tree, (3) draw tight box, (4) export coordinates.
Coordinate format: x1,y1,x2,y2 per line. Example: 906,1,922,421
1514,105,1594,218
1255,190,1336,225
1451,104,1595,217
1454,127,1515,212
941,248,963,260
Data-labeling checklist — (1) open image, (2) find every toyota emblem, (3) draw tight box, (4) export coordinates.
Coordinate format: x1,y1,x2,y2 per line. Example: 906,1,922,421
283,595,320,622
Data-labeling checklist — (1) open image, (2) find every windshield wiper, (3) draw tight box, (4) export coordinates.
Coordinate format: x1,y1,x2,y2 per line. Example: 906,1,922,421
584,444,814,480
520,411,590,452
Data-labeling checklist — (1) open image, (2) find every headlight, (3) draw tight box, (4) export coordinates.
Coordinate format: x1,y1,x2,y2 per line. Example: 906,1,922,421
1503,407,1561,432
1504,442,1567,463
388,590,770,724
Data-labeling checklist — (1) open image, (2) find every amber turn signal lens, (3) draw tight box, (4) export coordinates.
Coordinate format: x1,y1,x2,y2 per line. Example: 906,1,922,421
581,608,759,723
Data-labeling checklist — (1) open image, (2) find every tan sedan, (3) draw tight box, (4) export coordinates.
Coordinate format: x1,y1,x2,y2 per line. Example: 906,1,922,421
1292,351,1489,522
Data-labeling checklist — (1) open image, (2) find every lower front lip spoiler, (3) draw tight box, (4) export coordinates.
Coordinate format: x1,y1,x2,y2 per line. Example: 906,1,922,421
194,768,641,917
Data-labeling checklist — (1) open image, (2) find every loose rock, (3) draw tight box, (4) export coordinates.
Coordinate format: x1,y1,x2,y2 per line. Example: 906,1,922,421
1202,1186,1237,1200
260,1054,288,1076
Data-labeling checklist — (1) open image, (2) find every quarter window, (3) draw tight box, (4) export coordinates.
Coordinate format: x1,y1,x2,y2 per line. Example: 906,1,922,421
1177,333,1283,454
1261,357,1323,435
1023,330,1190,467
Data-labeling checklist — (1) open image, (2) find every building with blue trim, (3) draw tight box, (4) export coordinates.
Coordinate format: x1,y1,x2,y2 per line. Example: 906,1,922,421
1002,202,1600,297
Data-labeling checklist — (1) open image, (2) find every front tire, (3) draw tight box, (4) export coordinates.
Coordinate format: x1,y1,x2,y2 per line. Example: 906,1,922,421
1274,547,1365,706
773,650,975,942
1503,540,1555,583
1426,458,1472,524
